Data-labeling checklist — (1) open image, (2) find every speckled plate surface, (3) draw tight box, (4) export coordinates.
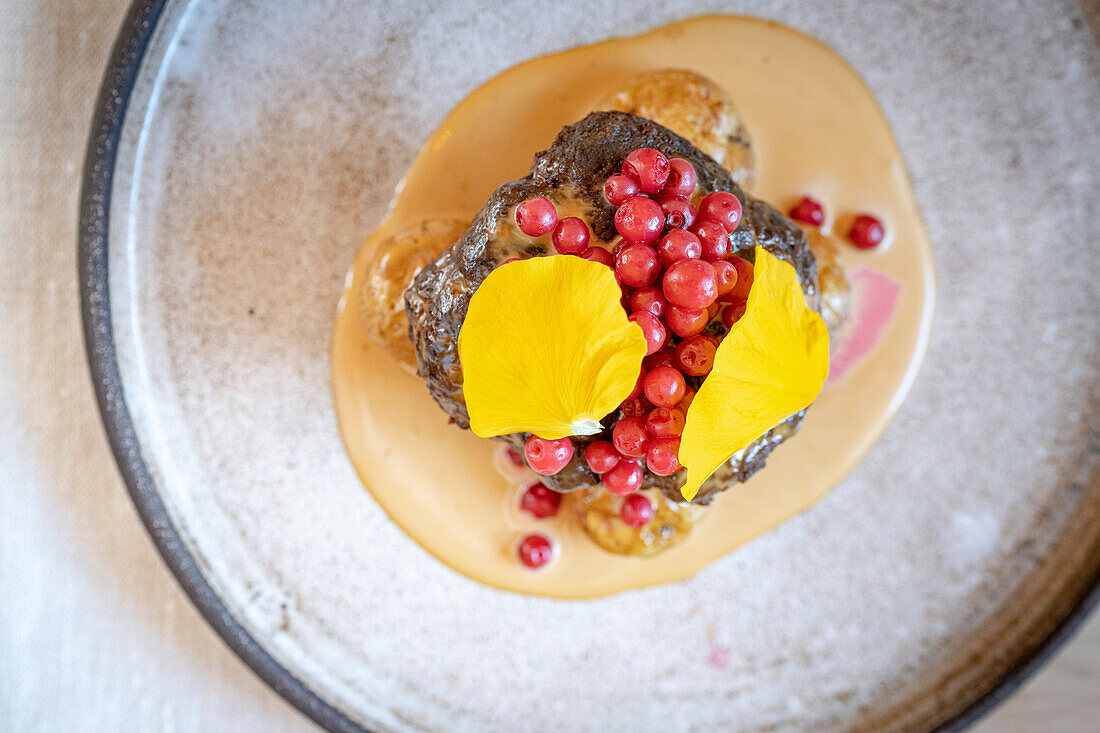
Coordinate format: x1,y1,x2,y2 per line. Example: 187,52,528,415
81,1,1100,731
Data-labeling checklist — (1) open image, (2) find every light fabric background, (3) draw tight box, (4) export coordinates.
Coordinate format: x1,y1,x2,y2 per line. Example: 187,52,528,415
1,1,1097,731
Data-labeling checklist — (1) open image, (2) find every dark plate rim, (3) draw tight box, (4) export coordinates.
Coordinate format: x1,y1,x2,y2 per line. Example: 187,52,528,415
77,1,1100,731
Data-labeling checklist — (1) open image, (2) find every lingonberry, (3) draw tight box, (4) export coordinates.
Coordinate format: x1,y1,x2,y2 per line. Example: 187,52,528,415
664,304,709,338
630,285,667,318
620,493,656,528
711,259,739,298
721,299,747,328
515,197,557,237
789,196,825,226
604,174,640,207
524,435,574,475
612,416,649,458
614,196,665,244
657,194,696,230
519,483,562,519
581,246,615,267
551,217,590,255
643,345,678,371
657,229,702,267
663,158,698,198
518,534,554,568
584,440,621,474
643,366,686,408
693,220,730,260
646,406,686,438
506,447,526,466
676,334,719,377
849,213,885,249
727,256,754,300
697,191,743,233
679,386,696,412
646,437,682,476
603,459,644,496
628,311,667,356
626,366,646,401
663,259,718,309
622,148,670,194
619,394,652,417
615,244,661,287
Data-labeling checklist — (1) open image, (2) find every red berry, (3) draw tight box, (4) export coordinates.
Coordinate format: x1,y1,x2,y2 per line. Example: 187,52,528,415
728,257,754,300
615,244,661,287
612,416,649,457
614,196,665,244
646,437,682,476
515,197,557,237
622,148,670,194
620,394,652,417
603,459,644,495
620,493,655,528
849,213,885,249
643,346,677,371
520,483,562,519
551,217,590,254
679,386,696,413
582,246,614,267
646,406,686,437
657,194,696,230
626,366,646,401
707,300,721,321
664,304,709,337
604,174,640,207
663,158,698,198
712,259,739,297
628,311,667,355
789,196,825,226
676,334,719,377
524,435,574,475
507,447,526,466
698,191,743,233
518,534,554,568
663,259,718,309
721,299,747,328
630,285,667,318
657,229,702,267
693,220,731,260
584,440,621,474
643,366,686,408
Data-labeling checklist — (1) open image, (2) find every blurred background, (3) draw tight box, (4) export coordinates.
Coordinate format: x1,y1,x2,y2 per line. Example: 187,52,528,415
1,2,1097,730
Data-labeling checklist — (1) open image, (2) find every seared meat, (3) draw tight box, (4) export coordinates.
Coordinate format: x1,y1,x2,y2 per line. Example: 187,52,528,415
405,111,818,504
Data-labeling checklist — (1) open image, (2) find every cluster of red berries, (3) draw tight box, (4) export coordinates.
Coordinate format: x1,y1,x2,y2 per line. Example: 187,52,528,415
788,195,885,249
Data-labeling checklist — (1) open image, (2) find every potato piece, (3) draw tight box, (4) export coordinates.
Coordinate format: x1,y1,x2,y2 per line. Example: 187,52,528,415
803,227,851,340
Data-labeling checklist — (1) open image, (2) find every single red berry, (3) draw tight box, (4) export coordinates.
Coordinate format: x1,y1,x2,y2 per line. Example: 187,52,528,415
615,244,661,287
628,311,667,355
727,256,754,300
646,436,682,476
515,197,558,237
707,300,721,321
524,435,574,476
676,334,719,377
657,229,703,267
693,220,731,260
646,406,686,437
664,304,709,337
507,447,526,466
519,483,562,519
789,196,825,226
602,459,644,495
626,366,646,401
582,246,615,267
679,386,696,412
663,158,698,198
604,174,640,207
643,366,686,408
619,394,652,417
697,191,743,233
663,259,718,309
711,259,739,298
849,213,885,249
620,493,656,528
518,534,554,568
630,285,667,318
584,440,621,474
657,194,696,230
622,148,670,194
551,217,590,255
612,416,649,458
614,196,665,244
721,299,747,328
643,346,678,371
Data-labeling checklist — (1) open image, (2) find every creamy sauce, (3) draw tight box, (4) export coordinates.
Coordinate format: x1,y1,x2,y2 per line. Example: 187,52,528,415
331,15,935,598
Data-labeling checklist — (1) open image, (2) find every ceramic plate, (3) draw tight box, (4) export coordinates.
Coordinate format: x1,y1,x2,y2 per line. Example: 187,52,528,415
81,1,1100,730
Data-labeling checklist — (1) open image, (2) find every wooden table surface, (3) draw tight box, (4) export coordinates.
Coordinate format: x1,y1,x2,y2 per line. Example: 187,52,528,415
1,2,1096,730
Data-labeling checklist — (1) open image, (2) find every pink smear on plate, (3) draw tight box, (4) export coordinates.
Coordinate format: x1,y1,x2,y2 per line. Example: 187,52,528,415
828,267,901,383
707,645,731,669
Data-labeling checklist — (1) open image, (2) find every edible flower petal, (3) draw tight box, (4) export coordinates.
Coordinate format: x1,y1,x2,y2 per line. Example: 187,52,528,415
459,255,648,440
678,247,829,500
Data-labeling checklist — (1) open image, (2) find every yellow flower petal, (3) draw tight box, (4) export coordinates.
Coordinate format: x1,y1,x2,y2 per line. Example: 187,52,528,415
459,255,648,440
679,247,830,500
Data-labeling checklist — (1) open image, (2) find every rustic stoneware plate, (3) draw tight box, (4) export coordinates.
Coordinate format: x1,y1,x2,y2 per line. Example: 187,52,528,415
81,1,1100,730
